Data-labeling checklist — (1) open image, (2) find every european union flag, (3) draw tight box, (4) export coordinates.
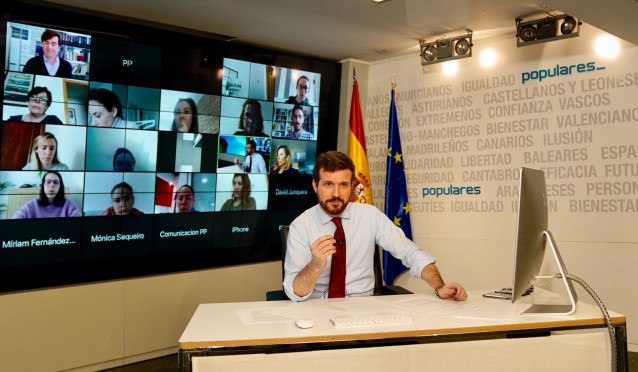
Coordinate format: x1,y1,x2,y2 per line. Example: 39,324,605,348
384,85,410,285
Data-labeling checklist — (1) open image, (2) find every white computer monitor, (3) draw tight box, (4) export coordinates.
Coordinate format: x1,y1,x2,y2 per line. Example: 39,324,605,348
512,167,578,315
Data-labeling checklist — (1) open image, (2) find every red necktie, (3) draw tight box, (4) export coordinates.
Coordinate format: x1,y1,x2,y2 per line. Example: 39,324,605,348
246,155,252,172
328,217,346,298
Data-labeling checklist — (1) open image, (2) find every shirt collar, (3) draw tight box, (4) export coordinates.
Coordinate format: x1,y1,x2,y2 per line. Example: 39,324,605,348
43,55,60,75
315,202,353,225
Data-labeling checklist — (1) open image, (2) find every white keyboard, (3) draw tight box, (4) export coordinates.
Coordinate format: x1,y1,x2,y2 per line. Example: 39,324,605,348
330,312,414,328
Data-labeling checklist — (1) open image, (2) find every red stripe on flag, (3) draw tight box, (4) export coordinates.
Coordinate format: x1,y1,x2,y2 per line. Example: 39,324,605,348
349,79,366,154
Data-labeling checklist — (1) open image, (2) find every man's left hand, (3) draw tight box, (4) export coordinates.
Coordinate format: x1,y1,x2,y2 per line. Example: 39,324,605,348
437,282,468,301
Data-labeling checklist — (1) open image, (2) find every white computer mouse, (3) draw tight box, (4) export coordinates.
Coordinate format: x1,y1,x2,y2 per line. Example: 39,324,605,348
295,319,314,329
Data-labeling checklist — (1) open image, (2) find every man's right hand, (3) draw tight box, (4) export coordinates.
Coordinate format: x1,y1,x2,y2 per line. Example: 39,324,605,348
309,235,337,270
292,235,336,297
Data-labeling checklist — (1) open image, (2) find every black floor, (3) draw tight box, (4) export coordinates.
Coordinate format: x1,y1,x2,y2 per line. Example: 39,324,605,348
100,352,638,372
98,354,178,372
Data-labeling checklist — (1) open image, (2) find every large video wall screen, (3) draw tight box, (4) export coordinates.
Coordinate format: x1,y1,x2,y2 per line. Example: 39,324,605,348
0,3,339,292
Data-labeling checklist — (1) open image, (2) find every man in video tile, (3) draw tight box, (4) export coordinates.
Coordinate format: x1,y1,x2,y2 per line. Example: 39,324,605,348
23,29,72,78
234,139,267,173
285,105,313,140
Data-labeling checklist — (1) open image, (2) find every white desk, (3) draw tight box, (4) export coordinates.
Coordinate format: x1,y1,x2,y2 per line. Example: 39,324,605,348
178,290,627,372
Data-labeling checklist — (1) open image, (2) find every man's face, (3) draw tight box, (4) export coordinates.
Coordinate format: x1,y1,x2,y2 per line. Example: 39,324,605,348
245,143,254,156
42,36,60,61
291,109,304,131
312,168,352,217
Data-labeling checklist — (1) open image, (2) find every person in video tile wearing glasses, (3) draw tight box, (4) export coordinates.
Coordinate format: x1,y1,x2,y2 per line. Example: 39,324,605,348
7,86,63,124
22,29,73,78
285,76,310,106
11,171,81,219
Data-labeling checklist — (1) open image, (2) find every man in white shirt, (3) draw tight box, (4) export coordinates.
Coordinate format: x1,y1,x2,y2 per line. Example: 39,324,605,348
234,139,267,173
283,151,467,301
23,29,72,78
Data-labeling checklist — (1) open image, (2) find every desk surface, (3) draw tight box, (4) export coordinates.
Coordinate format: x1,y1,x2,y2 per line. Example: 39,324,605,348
179,290,625,350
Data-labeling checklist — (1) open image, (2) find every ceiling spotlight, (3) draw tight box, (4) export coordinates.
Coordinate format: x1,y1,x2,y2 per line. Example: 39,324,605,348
423,44,437,61
454,38,471,55
519,25,537,42
516,14,581,46
561,16,577,35
419,29,473,66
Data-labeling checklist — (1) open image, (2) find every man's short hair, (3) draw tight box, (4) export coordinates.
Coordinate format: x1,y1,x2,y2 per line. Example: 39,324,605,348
312,151,355,184
246,139,257,151
41,29,61,43
292,104,304,115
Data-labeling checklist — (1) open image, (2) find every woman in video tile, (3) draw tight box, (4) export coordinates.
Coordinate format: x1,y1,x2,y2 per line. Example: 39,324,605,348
22,132,69,171
7,87,63,124
220,173,256,211
88,88,134,128
11,171,81,219
174,184,196,213
234,99,267,137
99,182,144,215
270,145,298,174
284,76,310,106
172,98,199,133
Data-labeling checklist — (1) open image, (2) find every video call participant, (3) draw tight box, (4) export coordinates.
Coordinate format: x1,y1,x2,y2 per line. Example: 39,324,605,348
11,171,81,219
23,132,69,171
172,98,199,133
234,139,266,173
7,87,63,124
285,105,313,140
174,185,196,213
22,29,72,78
112,148,136,172
283,151,468,301
99,182,144,215
285,76,310,106
234,99,267,137
220,173,256,211
88,88,134,128
270,145,298,174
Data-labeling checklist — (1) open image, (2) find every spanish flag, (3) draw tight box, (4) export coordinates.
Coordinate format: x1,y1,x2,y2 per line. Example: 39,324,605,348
347,69,373,204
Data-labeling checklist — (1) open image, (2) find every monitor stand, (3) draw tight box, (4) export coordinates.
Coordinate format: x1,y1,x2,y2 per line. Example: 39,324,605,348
522,230,578,316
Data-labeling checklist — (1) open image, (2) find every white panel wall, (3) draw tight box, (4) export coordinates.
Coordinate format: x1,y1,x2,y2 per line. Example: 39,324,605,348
362,25,637,349
0,261,282,371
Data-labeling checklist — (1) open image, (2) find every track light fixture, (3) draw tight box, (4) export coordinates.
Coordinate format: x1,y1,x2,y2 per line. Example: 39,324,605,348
419,29,473,66
516,14,581,46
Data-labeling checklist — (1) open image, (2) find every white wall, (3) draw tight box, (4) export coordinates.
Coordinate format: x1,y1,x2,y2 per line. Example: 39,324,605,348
360,25,637,350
